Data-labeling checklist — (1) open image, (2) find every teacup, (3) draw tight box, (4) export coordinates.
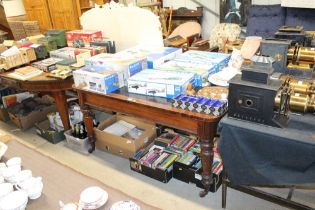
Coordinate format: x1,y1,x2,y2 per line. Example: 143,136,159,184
16,176,43,200
6,157,22,167
2,167,20,183
11,170,32,184
0,183,13,199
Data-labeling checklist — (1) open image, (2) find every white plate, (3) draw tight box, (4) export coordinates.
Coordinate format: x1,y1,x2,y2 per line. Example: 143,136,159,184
6,157,21,167
0,183,13,199
110,200,140,210
79,192,108,210
79,186,108,206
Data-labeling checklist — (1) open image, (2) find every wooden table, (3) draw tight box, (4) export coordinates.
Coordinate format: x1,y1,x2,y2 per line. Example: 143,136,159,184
74,86,223,197
0,72,73,130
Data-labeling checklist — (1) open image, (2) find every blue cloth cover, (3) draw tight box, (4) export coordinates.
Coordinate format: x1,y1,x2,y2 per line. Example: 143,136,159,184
218,114,315,186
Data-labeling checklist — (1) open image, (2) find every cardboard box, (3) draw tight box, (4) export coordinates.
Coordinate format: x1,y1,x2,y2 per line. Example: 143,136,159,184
0,108,9,122
8,97,56,130
157,51,230,87
66,30,102,47
37,37,57,52
32,58,64,72
73,67,119,94
85,53,147,87
94,114,156,158
8,21,26,40
29,44,48,59
45,29,68,48
127,69,195,98
49,47,91,65
19,47,37,62
172,94,227,116
35,120,65,144
0,30,8,44
117,46,182,69
22,21,40,37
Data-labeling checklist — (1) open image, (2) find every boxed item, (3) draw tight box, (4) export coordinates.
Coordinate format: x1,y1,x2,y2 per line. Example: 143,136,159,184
37,36,58,52
32,57,64,72
172,94,227,116
19,47,37,62
130,142,179,183
22,21,40,37
85,53,147,87
90,37,116,53
8,21,26,40
157,51,230,87
50,47,91,65
117,46,182,69
27,34,45,43
29,44,48,59
64,130,90,155
45,30,68,47
35,120,65,144
73,67,119,94
66,30,102,47
94,114,156,158
127,69,195,98
7,95,56,130
0,44,7,53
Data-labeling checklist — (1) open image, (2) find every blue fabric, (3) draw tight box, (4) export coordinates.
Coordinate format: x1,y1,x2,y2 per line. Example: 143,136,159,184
285,8,315,31
218,114,315,186
246,4,285,38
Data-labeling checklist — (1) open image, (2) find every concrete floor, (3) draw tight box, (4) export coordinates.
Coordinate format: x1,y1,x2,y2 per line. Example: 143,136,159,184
1,120,315,210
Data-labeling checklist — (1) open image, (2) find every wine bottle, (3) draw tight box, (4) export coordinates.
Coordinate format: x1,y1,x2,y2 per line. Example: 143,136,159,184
71,124,75,136
79,125,85,139
75,124,80,138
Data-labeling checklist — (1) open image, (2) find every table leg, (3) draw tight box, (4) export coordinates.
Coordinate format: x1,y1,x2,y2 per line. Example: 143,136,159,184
198,121,216,197
81,105,95,153
52,91,70,131
222,167,228,208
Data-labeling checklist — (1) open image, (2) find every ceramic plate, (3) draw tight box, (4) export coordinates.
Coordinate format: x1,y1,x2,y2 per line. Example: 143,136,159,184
110,200,140,210
0,190,28,210
79,186,108,208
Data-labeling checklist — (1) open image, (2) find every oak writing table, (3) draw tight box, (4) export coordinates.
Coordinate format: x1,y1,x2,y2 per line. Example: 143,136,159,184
74,86,224,197
0,72,73,130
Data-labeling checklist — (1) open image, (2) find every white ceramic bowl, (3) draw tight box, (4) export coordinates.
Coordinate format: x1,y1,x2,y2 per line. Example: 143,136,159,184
6,157,22,167
16,176,43,200
11,170,32,184
0,183,13,199
0,190,28,210
2,167,20,182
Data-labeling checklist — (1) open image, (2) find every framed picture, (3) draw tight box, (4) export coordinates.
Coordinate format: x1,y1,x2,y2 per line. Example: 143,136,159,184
220,0,252,26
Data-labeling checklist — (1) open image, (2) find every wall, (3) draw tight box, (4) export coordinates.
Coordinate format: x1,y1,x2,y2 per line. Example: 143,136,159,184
2,0,25,17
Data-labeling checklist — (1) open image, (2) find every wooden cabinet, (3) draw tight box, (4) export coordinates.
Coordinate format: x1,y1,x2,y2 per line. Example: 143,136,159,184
23,0,89,31
47,0,80,29
23,0,52,31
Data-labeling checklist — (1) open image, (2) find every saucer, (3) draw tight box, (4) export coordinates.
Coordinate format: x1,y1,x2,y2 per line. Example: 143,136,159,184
110,200,140,210
79,186,108,209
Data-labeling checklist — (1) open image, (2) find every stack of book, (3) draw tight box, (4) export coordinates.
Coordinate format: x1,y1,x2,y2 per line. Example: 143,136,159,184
8,66,43,80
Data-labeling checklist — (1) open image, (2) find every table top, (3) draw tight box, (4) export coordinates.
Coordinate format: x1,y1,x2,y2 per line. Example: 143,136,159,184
75,86,221,122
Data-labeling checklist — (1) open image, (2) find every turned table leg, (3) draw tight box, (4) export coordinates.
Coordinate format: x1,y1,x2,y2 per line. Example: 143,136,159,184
198,121,216,197
51,91,70,131
77,91,96,153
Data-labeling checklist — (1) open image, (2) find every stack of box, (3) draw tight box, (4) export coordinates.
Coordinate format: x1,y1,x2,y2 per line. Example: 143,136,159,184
66,30,102,47
50,47,91,66
32,58,64,72
127,69,195,98
172,94,227,116
37,36,58,52
117,46,182,69
73,67,119,94
90,37,116,53
45,29,68,48
85,53,147,87
22,21,41,37
157,51,230,87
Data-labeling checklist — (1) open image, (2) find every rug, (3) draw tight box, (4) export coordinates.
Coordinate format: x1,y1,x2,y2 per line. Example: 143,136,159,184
1,138,160,210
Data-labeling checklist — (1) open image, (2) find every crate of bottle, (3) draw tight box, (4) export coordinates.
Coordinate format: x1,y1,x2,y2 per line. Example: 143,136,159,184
64,130,89,155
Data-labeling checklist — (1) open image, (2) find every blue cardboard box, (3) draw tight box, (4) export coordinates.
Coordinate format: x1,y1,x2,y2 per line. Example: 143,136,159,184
117,46,182,69
85,53,147,87
73,67,119,94
127,69,195,98
157,51,230,87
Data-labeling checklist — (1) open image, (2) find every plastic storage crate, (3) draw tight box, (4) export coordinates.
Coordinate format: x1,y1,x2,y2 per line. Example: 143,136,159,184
64,130,89,155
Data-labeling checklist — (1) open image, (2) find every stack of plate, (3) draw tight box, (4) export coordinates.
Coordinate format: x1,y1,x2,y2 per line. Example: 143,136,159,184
0,190,28,210
110,200,140,210
78,186,108,210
